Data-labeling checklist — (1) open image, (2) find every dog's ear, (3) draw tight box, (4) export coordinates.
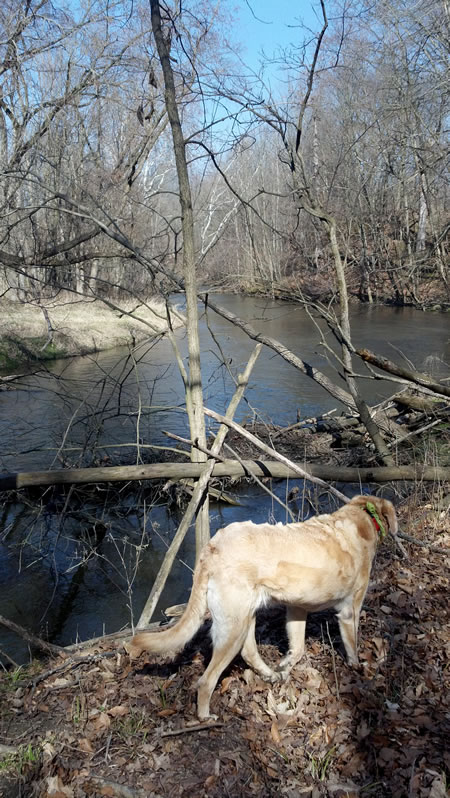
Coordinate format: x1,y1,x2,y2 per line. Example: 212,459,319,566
349,495,398,536
378,498,398,536
349,495,372,510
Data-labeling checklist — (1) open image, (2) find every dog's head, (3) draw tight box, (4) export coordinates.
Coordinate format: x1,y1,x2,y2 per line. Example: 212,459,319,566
349,494,398,539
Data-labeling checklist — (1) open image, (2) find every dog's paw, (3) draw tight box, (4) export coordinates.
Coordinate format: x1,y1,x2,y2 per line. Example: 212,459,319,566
275,657,291,672
265,670,285,684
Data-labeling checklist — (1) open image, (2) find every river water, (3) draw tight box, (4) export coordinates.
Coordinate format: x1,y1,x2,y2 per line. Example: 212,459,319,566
0,297,448,662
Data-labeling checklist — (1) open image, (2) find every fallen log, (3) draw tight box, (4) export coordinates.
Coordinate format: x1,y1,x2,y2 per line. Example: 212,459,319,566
1,461,448,492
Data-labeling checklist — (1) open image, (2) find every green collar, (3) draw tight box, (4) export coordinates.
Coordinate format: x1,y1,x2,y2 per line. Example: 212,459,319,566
364,501,387,541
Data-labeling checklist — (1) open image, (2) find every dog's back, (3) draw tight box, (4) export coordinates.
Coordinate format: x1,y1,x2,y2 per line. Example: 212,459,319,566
127,495,397,719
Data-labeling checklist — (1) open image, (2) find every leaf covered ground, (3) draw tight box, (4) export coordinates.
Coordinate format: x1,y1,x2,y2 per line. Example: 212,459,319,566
0,499,449,798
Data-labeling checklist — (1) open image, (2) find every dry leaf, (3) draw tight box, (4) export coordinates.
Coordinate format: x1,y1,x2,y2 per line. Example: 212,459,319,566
51,678,72,689
219,676,234,694
42,741,56,760
43,775,74,797
270,720,281,745
91,712,111,732
429,774,447,798
107,705,129,717
303,667,323,690
79,738,95,754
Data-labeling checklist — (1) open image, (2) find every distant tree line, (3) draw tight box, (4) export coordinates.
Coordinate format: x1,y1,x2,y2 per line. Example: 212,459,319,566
0,0,448,308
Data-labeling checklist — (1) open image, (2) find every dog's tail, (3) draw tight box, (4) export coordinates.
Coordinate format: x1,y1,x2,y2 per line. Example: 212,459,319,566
124,549,210,661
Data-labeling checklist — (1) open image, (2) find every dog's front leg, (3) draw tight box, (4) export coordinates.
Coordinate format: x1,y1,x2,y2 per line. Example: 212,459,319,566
276,605,308,678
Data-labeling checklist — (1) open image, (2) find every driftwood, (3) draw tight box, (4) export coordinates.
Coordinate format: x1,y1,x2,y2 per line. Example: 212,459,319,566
357,348,450,398
1,461,449,494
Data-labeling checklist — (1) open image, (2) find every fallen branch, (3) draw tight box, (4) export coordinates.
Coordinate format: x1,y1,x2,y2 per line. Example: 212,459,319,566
0,614,66,658
203,409,348,504
357,348,450,398
223,440,296,522
396,532,448,554
202,294,357,409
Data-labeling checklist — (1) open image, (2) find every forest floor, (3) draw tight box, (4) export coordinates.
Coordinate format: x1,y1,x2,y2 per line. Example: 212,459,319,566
0,295,184,373
0,488,449,798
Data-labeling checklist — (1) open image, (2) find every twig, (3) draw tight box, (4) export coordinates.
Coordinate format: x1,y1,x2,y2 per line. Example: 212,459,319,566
0,646,20,669
223,440,296,522
203,407,349,504
396,532,448,554
0,614,66,658
391,535,409,558
14,651,117,690
163,431,228,463
161,721,223,737
272,409,336,440
387,418,443,448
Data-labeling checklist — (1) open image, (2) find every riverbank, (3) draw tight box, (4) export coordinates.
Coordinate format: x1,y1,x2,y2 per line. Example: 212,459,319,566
230,277,450,312
0,295,185,374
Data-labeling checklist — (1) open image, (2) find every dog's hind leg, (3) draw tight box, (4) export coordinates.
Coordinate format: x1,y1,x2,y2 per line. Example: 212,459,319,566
196,583,252,719
336,586,367,666
241,616,282,683
276,605,308,677
196,622,249,720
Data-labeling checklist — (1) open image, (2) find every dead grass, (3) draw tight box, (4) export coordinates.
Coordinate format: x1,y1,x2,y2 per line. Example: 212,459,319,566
0,294,185,371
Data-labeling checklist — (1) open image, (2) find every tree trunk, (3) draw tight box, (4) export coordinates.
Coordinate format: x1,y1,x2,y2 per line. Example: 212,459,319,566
150,0,209,554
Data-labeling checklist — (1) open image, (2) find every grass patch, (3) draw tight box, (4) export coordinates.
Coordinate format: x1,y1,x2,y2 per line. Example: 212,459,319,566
0,743,41,777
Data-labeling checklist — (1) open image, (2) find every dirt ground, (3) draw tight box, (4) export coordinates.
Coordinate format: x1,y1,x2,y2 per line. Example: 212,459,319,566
0,495,448,798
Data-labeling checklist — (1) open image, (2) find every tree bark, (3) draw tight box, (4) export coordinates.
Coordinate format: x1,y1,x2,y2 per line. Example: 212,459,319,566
150,0,209,553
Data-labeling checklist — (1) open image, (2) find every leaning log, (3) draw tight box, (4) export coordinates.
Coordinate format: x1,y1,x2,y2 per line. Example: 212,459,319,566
1,461,449,492
357,348,450,398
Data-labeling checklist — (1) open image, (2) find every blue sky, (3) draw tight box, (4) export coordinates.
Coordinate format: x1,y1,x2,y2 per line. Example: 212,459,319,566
233,0,321,74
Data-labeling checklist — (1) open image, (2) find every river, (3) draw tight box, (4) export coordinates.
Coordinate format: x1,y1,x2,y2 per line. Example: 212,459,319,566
0,297,448,662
